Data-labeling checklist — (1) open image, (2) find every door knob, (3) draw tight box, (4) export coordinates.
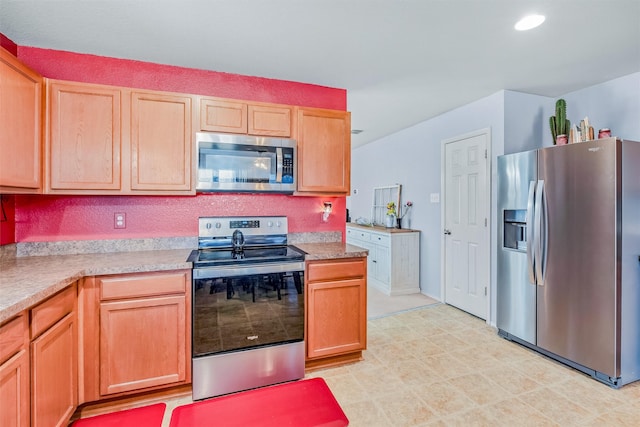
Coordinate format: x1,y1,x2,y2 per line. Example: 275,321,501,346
444,229,452,235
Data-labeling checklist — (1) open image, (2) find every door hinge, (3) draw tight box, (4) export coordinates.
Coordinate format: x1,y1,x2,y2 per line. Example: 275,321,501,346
484,287,487,296
484,149,487,159
484,218,487,227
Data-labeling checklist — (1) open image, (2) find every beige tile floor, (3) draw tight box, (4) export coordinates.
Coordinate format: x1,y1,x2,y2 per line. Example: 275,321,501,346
367,286,439,319
158,303,640,426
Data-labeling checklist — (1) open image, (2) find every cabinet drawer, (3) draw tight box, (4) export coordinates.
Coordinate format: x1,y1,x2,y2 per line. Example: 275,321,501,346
346,228,371,241
307,259,366,282
31,284,76,339
370,233,390,246
0,314,28,363
100,271,188,300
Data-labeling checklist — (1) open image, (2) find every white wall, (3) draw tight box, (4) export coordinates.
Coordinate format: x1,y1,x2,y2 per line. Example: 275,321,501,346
349,91,505,300
562,72,640,141
350,71,640,325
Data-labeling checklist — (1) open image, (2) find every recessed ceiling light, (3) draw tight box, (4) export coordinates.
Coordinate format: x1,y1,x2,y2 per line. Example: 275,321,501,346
515,14,545,31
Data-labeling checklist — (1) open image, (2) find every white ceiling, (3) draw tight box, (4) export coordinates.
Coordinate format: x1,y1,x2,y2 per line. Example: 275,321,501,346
1,1,639,148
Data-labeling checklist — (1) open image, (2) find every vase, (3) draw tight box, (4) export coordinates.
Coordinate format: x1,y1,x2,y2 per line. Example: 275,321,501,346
396,218,402,229
385,214,396,228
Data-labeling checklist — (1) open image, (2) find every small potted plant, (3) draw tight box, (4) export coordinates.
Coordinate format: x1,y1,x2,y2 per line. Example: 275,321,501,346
549,98,571,145
385,202,396,228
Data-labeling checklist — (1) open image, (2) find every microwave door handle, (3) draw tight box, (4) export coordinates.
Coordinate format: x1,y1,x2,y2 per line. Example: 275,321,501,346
526,181,536,284
276,147,283,183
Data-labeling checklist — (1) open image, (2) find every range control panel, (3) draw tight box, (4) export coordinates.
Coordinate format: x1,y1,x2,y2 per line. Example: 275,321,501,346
198,216,288,238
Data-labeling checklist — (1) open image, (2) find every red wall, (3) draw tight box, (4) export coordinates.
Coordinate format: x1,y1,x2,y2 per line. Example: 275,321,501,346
5,44,347,244
15,194,345,242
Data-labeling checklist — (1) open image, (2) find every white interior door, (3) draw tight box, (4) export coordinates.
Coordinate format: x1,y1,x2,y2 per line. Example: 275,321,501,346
442,130,490,319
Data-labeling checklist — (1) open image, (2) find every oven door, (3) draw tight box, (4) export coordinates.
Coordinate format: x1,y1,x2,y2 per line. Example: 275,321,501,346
193,262,305,358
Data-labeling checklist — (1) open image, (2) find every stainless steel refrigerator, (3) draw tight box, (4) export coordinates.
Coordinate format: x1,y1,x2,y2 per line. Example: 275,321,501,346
497,137,640,388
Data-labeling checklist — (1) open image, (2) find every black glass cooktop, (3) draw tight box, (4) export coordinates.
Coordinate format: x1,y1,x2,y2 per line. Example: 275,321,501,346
190,245,305,267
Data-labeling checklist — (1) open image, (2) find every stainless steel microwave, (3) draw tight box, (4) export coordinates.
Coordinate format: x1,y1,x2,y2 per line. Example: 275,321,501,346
196,132,296,193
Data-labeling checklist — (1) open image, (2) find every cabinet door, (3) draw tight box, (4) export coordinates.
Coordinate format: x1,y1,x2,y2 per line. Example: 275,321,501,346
307,277,366,359
130,91,193,192
248,104,292,137
0,47,42,192
373,244,390,284
200,98,247,133
31,313,77,427
296,107,351,194
47,80,121,191
0,350,29,427
100,295,186,395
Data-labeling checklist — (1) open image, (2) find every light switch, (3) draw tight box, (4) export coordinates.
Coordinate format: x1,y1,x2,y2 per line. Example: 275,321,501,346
430,193,440,203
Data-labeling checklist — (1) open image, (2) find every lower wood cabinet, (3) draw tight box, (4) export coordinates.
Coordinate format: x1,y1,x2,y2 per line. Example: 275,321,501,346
305,257,367,369
80,270,191,402
30,283,78,427
0,314,30,427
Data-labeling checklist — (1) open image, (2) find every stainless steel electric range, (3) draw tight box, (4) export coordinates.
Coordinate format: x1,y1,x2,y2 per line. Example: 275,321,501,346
188,216,306,400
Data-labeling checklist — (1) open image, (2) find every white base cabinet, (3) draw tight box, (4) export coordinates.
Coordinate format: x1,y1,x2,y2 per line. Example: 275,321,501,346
346,225,420,296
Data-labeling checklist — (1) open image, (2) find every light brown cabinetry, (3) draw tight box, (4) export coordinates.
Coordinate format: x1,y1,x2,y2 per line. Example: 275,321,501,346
200,97,292,137
295,107,351,195
45,80,194,194
47,80,122,191
80,270,191,401
305,257,366,369
30,283,78,427
0,47,42,193
130,91,193,191
0,314,30,427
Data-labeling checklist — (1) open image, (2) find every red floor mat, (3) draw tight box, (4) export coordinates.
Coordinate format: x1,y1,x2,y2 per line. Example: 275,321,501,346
71,402,166,427
170,378,348,427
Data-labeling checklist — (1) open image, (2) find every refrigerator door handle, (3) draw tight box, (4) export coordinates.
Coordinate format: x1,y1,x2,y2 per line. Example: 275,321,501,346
539,181,548,286
534,180,545,286
526,181,537,284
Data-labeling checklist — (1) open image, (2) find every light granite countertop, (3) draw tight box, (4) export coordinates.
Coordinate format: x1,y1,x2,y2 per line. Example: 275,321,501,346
0,249,193,324
294,242,368,260
0,239,367,324
346,222,419,233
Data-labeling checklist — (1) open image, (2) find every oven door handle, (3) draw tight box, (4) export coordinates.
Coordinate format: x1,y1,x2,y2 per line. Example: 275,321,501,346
193,261,305,279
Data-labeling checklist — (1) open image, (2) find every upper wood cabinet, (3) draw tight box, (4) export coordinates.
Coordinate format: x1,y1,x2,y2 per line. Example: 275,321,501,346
46,80,122,191
45,79,194,195
130,91,192,191
200,97,292,137
0,47,43,193
295,107,351,195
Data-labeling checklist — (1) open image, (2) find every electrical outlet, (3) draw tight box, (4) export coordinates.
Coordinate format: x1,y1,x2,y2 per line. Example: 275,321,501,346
353,189,359,195
114,212,126,229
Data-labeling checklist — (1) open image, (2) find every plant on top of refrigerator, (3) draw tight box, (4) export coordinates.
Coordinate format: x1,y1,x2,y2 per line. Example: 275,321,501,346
549,98,571,144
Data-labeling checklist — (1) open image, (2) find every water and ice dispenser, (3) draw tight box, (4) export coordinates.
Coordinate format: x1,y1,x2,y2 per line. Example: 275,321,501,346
503,209,527,251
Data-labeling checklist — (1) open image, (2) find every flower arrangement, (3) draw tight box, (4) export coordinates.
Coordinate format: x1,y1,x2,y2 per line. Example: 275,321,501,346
386,202,396,216
397,201,413,219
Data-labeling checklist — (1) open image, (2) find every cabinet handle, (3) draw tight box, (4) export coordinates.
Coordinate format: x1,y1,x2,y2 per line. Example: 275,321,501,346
444,229,452,235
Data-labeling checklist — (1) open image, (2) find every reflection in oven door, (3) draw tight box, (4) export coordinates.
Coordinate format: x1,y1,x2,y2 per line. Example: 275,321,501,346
193,270,304,357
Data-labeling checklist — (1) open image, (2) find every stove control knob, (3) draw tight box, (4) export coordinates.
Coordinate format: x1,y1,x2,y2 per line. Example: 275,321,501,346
266,221,273,227
276,221,282,228
215,222,222,229
206,223,212,229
